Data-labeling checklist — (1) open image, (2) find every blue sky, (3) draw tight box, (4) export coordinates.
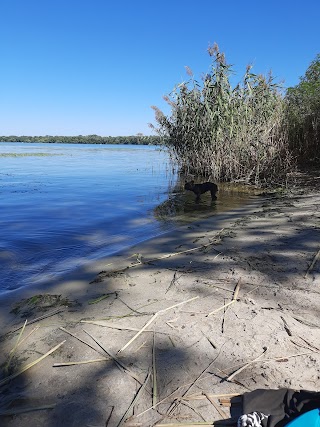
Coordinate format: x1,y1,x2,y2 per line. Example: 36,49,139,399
0,0,319,136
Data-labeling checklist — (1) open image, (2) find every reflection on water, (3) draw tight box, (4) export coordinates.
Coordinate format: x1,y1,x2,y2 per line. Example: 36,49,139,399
0,143,176,294
155,179,259,224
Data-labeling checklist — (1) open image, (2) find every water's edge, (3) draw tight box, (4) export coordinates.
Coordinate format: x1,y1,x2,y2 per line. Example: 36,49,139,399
0,196,263,309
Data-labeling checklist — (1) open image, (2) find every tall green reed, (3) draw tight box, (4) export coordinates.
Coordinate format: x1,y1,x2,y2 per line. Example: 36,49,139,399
285,53,320,165
151,43,293,186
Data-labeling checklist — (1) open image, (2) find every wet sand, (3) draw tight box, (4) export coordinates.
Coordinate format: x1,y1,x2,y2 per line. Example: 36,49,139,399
0,182,320,426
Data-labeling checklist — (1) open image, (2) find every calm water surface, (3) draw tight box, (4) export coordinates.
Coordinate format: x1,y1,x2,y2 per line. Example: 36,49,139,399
0,142,253,296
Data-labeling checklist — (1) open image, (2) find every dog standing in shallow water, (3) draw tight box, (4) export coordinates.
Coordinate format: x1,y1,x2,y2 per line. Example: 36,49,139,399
184,181,218,202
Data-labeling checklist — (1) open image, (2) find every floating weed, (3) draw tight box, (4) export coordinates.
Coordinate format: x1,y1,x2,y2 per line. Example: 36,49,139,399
10,294,79,317
88,293,113,305
0,153,62,157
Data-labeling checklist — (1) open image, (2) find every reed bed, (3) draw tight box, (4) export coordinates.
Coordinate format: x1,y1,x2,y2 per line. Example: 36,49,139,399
285,53,320,165
152,43,293,186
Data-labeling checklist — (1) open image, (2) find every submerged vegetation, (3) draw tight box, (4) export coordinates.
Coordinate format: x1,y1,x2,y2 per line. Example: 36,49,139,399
151,44,320,187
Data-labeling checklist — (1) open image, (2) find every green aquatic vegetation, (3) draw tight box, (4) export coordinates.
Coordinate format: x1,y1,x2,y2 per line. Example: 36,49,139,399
88,294,112,305
0,152,60,157
10,294,79,317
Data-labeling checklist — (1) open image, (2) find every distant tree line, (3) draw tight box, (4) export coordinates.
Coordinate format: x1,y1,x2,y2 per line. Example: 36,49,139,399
151,44,320,186
0,134,162,145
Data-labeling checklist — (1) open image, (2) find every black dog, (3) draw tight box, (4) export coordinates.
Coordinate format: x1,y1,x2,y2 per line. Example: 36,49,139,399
184,181,218,202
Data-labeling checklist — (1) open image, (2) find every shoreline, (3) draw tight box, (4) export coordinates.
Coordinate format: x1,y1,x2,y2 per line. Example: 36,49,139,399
1,186,320,426
0,197,262,322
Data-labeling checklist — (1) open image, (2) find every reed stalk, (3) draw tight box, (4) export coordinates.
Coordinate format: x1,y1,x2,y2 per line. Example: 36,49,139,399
152,43,293,186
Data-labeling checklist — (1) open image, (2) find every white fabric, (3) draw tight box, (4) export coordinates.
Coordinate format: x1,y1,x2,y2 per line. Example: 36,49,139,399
237,411,269,427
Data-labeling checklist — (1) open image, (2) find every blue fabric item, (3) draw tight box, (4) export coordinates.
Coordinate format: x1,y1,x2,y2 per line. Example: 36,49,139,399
285,408,320,426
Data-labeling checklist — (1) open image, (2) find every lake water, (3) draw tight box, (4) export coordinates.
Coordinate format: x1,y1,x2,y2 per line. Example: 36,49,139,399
0,142,253,296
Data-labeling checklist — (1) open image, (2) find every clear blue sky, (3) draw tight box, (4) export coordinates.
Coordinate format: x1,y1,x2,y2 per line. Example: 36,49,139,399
0,0,319,136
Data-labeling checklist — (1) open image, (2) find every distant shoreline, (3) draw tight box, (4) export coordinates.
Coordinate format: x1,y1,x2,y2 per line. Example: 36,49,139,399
0,135,162,145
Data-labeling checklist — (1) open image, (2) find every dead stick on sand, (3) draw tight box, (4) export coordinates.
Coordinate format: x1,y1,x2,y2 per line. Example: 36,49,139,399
280,316,292,336
103,229,225,275
295,336,320,351
226,347,267,382
207,278,241,317
183,392,240,401
0,341,65,387
118,296,199,353
116,371,151,427
152,331,158,407
221,277,241,332
80,320,170,336
134,374,229,418
166,271,178,294
263,351,313,363
167,346,225,417
216,349,314,376
289,314,320,328
5,320,27,374
207,300,236,317
202,283,234,293
16,326,39,347
180,401,207,421
53,358,109,367
83,329,144,386
11,308,64,333
304,248,320,278
203,392,227,419
221,350,312,384
135,344,227,418
105,406,114,427
232,278,241,301
59,327,107,358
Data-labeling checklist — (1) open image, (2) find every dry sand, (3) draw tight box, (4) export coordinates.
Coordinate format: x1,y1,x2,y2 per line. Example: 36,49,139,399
0,176,320,427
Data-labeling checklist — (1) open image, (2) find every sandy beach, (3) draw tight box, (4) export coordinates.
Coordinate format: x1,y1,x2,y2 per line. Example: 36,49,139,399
1,175,320,427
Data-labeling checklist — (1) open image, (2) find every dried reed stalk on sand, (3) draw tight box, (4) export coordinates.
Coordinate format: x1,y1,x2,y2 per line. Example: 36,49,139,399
207,278,241,317
53,358,108,367
10,308,63,333
83,329,144,386
116,371,151,427
203,392,227,419
304,248,320,278
226,347,267,381
0,341,65,387
4,319,27,375
118,296,199,353
99,229,225,277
